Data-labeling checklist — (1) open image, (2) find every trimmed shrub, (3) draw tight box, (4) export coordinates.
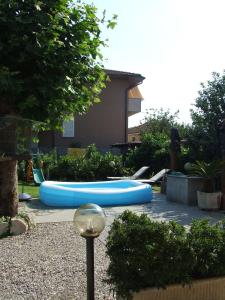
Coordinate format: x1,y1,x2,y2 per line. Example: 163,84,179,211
106,211,225,299
188,219,225,279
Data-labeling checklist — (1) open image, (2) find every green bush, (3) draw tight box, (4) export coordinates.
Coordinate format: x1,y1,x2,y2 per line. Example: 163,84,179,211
125,132,170,174
18,145,129,182
48,144,129,181
17,160,26,181
188,219,225,279
106,211,225,299
125,131,192,174
187,160,225,192
38,149,58,179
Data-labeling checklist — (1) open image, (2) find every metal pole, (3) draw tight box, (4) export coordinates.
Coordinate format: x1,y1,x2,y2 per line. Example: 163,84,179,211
86,237,95,300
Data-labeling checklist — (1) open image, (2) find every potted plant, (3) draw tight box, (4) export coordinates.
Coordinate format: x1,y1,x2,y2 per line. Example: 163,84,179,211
106,211,225,300
189,160,225,210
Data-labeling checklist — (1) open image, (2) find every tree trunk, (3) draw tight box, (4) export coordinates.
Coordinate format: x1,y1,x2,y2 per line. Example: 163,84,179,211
0,158,18,217
220,119,225,209
170,150,180,171
170,128,181,171
221,168,225,209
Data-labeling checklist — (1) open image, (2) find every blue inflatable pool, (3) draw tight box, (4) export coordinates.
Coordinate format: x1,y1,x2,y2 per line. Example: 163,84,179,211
40,180,152,207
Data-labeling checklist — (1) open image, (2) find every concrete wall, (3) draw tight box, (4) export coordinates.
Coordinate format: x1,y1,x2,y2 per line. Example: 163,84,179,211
75,77,129,149
167,175,205,206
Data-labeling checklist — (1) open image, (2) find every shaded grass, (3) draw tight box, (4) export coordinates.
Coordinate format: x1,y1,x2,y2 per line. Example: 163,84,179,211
152,185,160,192
18,182,39,198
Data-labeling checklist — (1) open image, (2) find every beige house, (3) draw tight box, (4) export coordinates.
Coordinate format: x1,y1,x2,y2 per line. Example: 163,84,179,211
38,69,145,153
128,123,148,142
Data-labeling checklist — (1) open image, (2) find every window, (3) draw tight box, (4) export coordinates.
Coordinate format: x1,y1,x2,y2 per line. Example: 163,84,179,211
63,118,74,137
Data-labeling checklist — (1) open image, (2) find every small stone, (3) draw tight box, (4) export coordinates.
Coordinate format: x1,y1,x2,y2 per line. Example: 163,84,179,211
10,218,28,236
0,222,9,236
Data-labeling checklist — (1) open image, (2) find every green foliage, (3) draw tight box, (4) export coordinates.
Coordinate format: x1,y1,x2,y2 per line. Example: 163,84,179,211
190,71,225,160
106,211,225,299
189,160,225,179
188,160,225,192
143,108,187,136
18,160,26,181
179,126,206,162
0,216,10,224
125,132,170,173
33,153,44,169
47,144,128,181
0,0,116,129
188,219,225,278
37,149,58,179
126,108,190,173
106,211,193,298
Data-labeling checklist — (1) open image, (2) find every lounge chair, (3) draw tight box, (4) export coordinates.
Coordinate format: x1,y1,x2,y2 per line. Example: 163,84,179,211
107,166,150,180
32,168,45,185
136,169,170,184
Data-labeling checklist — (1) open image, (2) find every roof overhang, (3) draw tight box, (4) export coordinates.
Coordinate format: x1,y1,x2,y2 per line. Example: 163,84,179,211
105,69,145,86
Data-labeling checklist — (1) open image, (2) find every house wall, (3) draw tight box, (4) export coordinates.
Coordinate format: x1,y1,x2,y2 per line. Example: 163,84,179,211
128,132,141,142
38,76,131,153
75,77,129,150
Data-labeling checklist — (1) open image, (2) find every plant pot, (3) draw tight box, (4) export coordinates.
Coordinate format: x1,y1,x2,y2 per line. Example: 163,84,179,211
117,276,225,300
197,191,222,210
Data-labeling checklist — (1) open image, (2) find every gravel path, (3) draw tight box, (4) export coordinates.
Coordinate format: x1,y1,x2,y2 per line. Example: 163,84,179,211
0,222,115,300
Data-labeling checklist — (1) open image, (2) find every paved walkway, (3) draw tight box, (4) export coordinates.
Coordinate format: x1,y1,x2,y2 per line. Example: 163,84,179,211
19,193,225,242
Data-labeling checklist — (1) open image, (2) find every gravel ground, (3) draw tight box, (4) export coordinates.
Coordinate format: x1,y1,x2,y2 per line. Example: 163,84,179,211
0,222,115,300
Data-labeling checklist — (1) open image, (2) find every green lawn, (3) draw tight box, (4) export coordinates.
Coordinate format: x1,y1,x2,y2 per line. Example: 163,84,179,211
18,182,39,198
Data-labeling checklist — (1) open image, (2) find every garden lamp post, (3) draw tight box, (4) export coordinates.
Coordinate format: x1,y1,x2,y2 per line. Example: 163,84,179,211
73,203,106,300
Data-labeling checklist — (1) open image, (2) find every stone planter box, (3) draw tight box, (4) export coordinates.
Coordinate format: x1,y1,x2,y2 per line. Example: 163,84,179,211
197,191,222,210
166,175,205,206
118,276,225,300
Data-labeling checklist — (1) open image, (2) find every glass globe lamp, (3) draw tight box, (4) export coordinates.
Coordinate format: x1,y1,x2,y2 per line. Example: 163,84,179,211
73,203,106,238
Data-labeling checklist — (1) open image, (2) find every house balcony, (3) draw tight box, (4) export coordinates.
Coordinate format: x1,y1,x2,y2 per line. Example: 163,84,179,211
127,86,143,117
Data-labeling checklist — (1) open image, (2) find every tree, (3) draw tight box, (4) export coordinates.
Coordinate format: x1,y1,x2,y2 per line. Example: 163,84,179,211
191,71,225,160
125,131,170,173
142,108,187,137
0,0,116,216
143,108,178,135
126,108,189,172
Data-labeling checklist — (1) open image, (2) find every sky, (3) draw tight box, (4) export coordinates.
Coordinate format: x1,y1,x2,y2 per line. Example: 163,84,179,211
86,0,225,127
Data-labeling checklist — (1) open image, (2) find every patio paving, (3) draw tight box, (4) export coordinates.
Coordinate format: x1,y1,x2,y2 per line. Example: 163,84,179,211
19,192,225,242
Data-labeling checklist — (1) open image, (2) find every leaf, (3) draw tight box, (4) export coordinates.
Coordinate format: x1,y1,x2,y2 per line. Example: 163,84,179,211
0,0,115,128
